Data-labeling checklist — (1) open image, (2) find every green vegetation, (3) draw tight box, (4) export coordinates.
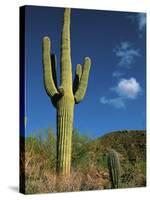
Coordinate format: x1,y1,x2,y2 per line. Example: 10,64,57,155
42,8,91,176
20,129,146,194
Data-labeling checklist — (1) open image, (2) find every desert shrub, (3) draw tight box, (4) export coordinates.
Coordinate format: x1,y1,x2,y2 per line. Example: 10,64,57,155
72,129,91,169
97,154,108,169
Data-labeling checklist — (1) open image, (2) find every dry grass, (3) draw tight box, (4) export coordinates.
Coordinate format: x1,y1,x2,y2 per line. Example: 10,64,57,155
20,146,110,194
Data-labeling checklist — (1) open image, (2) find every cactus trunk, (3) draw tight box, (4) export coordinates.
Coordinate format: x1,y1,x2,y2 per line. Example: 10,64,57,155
57,98,74,175
42,8,91,177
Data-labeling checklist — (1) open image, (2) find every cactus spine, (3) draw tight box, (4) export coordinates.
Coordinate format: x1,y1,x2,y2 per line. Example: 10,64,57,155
42,8,91,176
107,149,121,188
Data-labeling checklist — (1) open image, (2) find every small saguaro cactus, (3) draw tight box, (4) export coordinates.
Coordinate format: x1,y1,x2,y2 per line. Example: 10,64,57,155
42,8,91,176
107,149,121,188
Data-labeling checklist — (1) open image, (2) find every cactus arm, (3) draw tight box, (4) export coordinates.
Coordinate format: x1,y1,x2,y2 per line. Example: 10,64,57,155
73,64,82,93
43,37,59,98
74,57,91,103
51,54,57,88
60,8,73,93
75,64,82,81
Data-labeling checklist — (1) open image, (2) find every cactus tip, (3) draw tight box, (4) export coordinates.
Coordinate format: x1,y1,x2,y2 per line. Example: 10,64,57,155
85,57,91,62
43,36,50,41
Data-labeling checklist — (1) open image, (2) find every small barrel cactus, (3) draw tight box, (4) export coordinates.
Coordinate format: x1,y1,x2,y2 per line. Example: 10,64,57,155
107,149,121,188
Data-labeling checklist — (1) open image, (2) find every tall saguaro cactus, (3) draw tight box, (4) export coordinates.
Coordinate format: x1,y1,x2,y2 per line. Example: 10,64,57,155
42,8,91,176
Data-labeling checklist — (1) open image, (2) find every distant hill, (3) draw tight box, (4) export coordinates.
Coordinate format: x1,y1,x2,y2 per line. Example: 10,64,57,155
89,130,146,160
72,129,146,166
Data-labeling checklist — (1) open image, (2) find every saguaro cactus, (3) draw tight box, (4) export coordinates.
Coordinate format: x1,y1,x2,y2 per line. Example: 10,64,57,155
42,8,91,176
107,149,121,188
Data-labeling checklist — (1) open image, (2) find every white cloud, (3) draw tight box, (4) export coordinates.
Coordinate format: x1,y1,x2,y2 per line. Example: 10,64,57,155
112,71,123,78
113,42,140,68
100,96,125,109
137,13,146,31
127,13,146,33
113,78,141,99
100,77,142,109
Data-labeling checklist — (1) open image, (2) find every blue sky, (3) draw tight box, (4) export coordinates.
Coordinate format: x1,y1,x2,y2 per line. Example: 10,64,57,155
24,6,146,138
